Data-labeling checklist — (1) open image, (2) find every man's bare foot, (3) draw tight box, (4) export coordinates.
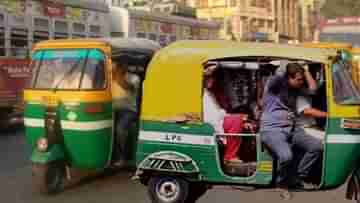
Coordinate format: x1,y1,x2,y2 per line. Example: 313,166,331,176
276,186,293,200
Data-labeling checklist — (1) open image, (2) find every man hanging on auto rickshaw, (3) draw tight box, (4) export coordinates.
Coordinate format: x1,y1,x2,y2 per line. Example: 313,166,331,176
112,61,140,166
260,63,323,197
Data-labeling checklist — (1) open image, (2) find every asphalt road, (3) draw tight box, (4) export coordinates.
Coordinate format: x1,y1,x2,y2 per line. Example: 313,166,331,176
0,129,353,203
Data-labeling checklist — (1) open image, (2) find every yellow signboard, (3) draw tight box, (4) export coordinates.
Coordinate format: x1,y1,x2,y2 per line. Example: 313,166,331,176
67,7,82,21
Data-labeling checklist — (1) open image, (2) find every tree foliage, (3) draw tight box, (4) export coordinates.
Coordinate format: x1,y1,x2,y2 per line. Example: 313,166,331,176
321,0,360,18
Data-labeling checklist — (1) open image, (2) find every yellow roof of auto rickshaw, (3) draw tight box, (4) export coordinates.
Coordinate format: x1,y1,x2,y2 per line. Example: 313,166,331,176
157,40,337,63
141,40,337,121
33,37,161,56
301,42,353,50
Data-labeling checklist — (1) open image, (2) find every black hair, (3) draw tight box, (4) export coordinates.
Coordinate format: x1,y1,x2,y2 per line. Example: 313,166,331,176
286,63,304,78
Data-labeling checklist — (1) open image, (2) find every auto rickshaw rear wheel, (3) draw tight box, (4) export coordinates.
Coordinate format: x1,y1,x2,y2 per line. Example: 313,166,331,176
32,162,65,194
148,176,189,203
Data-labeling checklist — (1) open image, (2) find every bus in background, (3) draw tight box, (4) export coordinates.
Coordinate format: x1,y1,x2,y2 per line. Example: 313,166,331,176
0,0,110,130
318,16,360,47
110,7,220,47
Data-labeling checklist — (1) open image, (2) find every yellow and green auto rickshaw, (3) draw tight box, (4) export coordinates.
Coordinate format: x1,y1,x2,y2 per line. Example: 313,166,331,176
134,40,360,203
24,38,160,194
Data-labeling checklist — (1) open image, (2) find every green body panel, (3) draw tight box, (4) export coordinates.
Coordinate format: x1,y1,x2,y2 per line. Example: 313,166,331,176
137,121,273,185
31,144,65,164
323,118,360,188
62,129,112,168
24,101,114,169
25,126,45,151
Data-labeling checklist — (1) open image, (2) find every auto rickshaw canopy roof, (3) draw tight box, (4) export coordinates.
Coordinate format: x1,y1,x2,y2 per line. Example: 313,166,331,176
33,37,161,57
141,40,338,121
32,37,161,69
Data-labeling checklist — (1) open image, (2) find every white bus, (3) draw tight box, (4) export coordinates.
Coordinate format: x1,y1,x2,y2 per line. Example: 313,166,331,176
0,0,110,58
110,7,220,47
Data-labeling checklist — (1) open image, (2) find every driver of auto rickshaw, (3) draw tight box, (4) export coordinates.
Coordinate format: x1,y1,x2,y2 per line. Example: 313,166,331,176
260,62,323,196
203,66,255,165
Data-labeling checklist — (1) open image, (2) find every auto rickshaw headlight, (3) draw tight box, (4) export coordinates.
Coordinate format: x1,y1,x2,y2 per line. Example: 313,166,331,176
37,137,48,152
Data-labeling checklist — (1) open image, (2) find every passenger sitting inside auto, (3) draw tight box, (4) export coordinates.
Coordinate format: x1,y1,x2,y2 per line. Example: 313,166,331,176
296,95,327,141
203,66,256,164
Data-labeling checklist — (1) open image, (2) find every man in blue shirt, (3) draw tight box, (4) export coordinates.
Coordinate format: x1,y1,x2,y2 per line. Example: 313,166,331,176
260,63,322,195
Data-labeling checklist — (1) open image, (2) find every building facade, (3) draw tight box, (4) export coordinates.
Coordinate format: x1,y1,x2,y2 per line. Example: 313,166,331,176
177,0,197,7
297,0,323,42
151,0,196,18
196,0,276,41
273,0,299,42
122,0,196,18
106,0,132,7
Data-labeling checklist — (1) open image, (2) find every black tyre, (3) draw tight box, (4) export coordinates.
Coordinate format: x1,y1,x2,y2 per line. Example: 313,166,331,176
148,176,189,203
32,162,65,194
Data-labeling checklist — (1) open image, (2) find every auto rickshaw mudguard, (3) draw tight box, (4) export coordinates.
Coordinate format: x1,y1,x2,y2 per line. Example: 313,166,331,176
136,151,201,180
31,144,66,164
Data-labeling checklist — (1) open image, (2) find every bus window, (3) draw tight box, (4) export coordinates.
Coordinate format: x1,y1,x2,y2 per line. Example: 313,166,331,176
170,36,176,42
0,13,4,24
90,25,101,36
33,31,49,43
73,23,86,33
149,33,157,41
34,17,50,43
10,29,28,57
54,21,68,39
54,34,68,39
34,18,49,32
112,32,124,38
136,33,146,38
0,27,5,56
72,34,86,39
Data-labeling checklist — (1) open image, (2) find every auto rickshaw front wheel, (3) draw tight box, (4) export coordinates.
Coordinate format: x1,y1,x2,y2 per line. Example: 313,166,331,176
148,176,189,203
32,162,65,194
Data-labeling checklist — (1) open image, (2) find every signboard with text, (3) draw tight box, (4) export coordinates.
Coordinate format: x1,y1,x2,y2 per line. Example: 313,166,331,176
43,0,65,18
0,59,31,105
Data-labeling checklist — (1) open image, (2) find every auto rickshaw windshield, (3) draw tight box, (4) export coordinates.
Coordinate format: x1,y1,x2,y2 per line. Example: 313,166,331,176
31,49,106,90
332,59,360,104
